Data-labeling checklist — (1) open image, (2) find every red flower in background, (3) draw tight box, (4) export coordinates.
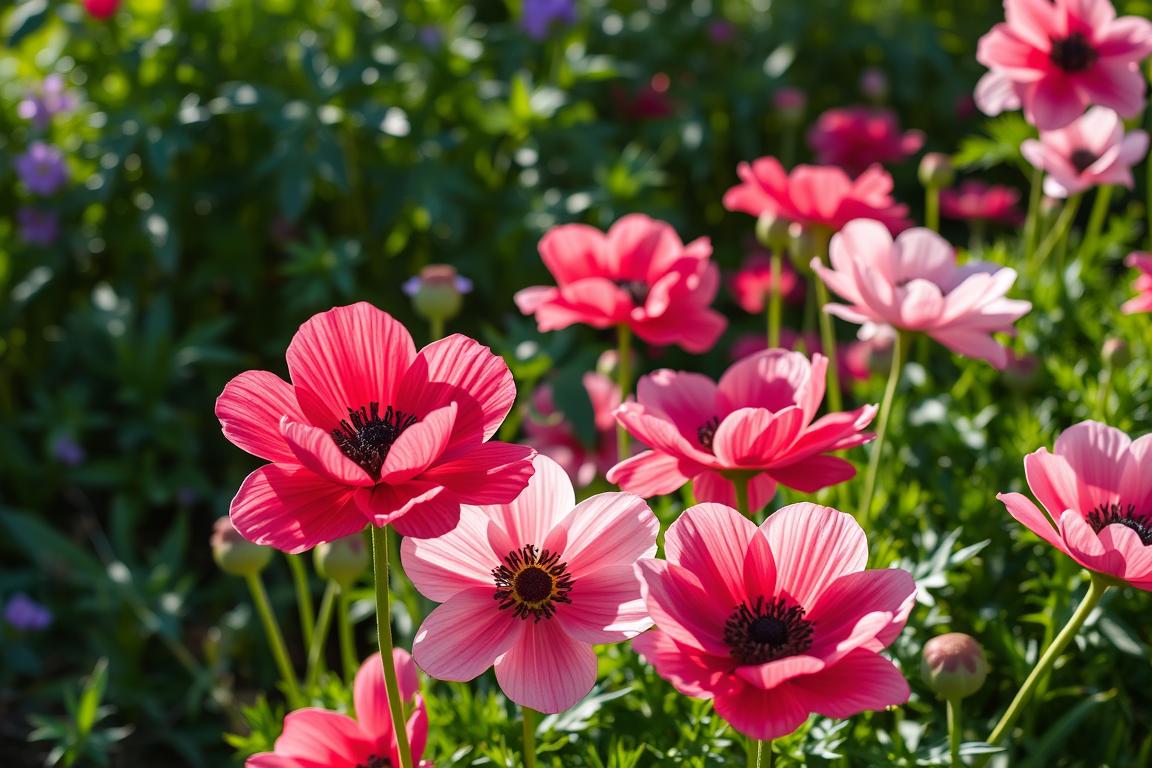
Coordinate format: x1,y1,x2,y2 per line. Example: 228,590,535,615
1122,252,1152,314
807,107,924,175
728,248,803,314
940,181,1024,226
83,0,120,19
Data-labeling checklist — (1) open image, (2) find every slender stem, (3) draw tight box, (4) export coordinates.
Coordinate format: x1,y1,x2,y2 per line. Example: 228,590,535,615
1096,367,1112,423
814,278,842,413
1081,184,1113,265
925,185,940,233
306,582,338,689
969,219,986,254
522,706,538,768
1031,195,1081,269
615,324,633,461
947,698,962,768
768,249,783,348
733,474,752,520
286,554,315,648
748,739,771,768
245,573,303,708
858,331,905,523
1023,167,1043,264
429,316,445,342
371,525,414,768
337,586,357,682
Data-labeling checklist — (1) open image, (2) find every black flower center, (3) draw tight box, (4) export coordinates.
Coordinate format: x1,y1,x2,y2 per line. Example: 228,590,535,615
331,402,418,479
697,416,721,451
1049,32,1097,73
1070,148,1098,174
616,279,651,306
357,756,392,768
493,545,575,621
1087,502,1152,545
724,596,814,666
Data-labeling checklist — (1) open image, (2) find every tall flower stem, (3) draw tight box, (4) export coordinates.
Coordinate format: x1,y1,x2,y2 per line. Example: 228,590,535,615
1023,167,1043,263
285,554,315,648
371,525,414,768
925,185,940,233
305,582,338,689
429,316,445,343
1080,184,1113,264
813,278,843,413
616,323,633,461
522,706,538,768
337,586,357,682
947,698,962,768
857,331,905,524
732,474,752,520
245,573,303,708
768,249,783,348
1031,194,1081,270
749,739,772,768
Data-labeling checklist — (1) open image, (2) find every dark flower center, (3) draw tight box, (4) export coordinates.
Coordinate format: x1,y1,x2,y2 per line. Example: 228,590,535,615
357,756,392,768
697,416,721,451
724,596,814,666
616,279,651,306
1070,148,1098,174
493,545,575,621
1087,502,1152,545
1049,32,1097,73
331,402,418,479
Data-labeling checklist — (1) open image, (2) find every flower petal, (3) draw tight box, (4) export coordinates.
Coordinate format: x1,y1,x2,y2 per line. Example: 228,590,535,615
379,403,458,484
354,650,418,739
632,629,727,697
790,649,910,717
806,569,916,661
636,559,731,656
412,588,523,681
273,709,373,764
555,564,652,644
494,619,598,714
998,491,1065,550
281,418,374,486
401,506,499,601
760,503,867,608
664,502,760,606
556,492,658,577
711,680,810,741
607,450,695,497
483,454,575,553
356,483,461,539
230,465,364,554
420,441,537,505
216,370,304,463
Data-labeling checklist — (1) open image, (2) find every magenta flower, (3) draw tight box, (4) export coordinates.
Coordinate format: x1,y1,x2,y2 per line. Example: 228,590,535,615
998,421,1152,590
723,158,912,234
1020,107,1149,198
247,650,429,768
216,302,535,552
633,502,916,740
401,456,658,713
940,181,1024,226
975,0,1152,130
514,214,726,353
811,220,1031,369
15,142,68,197
727,249,803,314
607,350,876,514
523,372,624,488
17,75,77,131
807,107,924,176
1122,252,1152,314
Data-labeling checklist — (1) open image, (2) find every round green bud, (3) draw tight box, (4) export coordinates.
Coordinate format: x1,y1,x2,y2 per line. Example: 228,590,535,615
211,517,272,577
314,533,370,589
921,632,989,700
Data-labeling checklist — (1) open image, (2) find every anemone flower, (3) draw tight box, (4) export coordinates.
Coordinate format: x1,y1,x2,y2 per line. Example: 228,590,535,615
807,107,924,176
940,181,1024,226
1121,252,1152,314
1020,107,1149,198
523,372,624,487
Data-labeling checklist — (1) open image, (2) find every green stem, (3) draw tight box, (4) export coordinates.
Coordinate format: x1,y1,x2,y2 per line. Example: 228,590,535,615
286,554,315,649
337,586,357,682
768,249,783,348
969,219,986,254
925,185,940,233
748,739,771,768
616,324,633,461
522,706,538,768
1081,185,1113,265
1031,195,1081,269
371,525,414,768
1023,167,1043,264
429,316,445,342
858,331,905,524
814,278,842,413
245,573,303,708
305,582,338,689
947,698,962,768
733,474,752,520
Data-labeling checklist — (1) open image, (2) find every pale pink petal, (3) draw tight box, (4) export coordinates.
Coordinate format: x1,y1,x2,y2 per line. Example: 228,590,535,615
494,619,598,713
760,503,867,608
1096,524,1152,583
790,649,910,716
607,450,696,497
484,455,575,553
717,349,811,414
636,559,731,655
1024,448,1082,518
556,492,658,577
897,279,946,328
412,588,523,681
974,70,1023,116
401,506,498,601
230,465,364,554
378,403,457,484
632,630,728,697
1119,434,1152,511
711,681,810,741
514,285,559,315
927,327,1010,368
1058,508,1125,576
216,370,304,463
281,418,375,486
663,502,760,604
1053,420,1131,512
555,564,652,644
1005,0,1061,47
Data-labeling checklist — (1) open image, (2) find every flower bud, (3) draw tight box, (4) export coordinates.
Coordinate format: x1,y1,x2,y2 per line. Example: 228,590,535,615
755,211,792,251
211,517,272,577
1102,337,1130,369
314,533,369,589
402,265,473,324
921,632,989,700
774,87,807,125
919,153,955,189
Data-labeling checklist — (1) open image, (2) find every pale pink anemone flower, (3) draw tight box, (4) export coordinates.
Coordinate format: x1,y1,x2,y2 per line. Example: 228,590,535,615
247,650,430,768
723,158,912,234
514,214,726,353
811,220,1032,369
522,371,624,487
1122,252,1152,314
401,455,658,713
728,248,804,314
998,421,1152,590
807,107,925,176
633,502,916,740
975,0,1152,130
1020,107,1149,198
940,181,1024,226
216,302,536,552
606,349,876,515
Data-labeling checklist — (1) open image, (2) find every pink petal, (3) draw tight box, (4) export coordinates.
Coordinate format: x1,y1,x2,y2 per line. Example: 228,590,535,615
356,483,461,539
1057,508,1125,576
633,303,728,354
274,709,373,764
1096,524,1152,583
760,503,867,608
1025,77,1085,131
281,418,374,486
1119,434,1152,511
245,755,301,768
216,370,304,463
607,214,681,280
974,70,1022,116
636,369,720,432
742,530,779,604
483,454,575,555
354,650,417,739
514,285,559,315
806,569,916,661
897,279,946,328
998,491,1066,551
734,655,824,690
1024,448,1082,518
712,406,806,467
555,564,652,644
401,702,429,767
927,327,1010,368
538,223,609,285
790,649,910,717
607,450,695,497
494,619,598,713
1076,60,1147,119
717,349,813,415
401,505,499,601
556,492,658,577
613,405,715,465
378,403,457,484
1005,0,1061,48
1095,16,1152,58
420,440,536,504
663,502,760,605
632,629,728,697
766,455,858,493
691,471,779,515
711,680,810,740
412,587,523,681
230,465,364,554
1053,420,1130,512
636,559,731,656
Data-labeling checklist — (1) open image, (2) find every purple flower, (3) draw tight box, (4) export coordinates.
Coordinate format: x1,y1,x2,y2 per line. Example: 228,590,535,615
520,0,576,41
17,207,59,246
418,25,443,51
4,594,52,632
15,142,68,197
17,75,77,131
51,435,86,466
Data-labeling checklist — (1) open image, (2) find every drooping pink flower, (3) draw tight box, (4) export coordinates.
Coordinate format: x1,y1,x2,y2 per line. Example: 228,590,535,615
402,456,658,713
1121,252,1152,314
607,350,876,514
811,220,1031,369
247,650,429,768
730,330,878,387
723,158,912,234
975,0,1152,130
728,248,803,314
514,214,726,352
633,502,916,740
807,107,924,176
998,421,1152,590
523,372,624,487
1020,106,1149,198
216,302,535,552
940,181,1025,226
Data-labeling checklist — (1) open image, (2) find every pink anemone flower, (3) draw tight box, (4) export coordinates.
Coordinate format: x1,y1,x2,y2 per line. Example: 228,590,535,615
401,455,658,713
811,220,1032,369
523,372,624,487
999,421,1152,590
728,248,803,314
607,350,876,515
975,0,1152,130
940,181,1024,226
216,302,536,551
633,502,916,740
514,214,726,353
1122,252,1152,314
807,107,925,176
723,158,912,235
247,650,430,768
1020,107,1149,198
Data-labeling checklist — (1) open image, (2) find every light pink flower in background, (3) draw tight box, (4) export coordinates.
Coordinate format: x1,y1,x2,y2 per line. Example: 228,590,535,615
1020,107,1149,198
940,181,1024,226
728,249,804,314
402,455,658,713
514,214,726,352
523,372,625,487
607,350,876,514
247,650,429,768
216,302,535,551
811,220,1031,369
975,0,1152,130
998,421,1152,590
633,502,916,740
1122,252,1152,314
807,107,924,176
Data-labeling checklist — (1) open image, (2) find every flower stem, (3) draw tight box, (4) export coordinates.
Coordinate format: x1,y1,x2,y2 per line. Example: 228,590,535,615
1031,194,1081,269
371,525,414,768
305,582,338,689
1023,167,1043,264
768,249,783,348
858,331,905,524
733,474,752,520
947,698,962,768
429,316,445,343
749,739,772,768
522,706,538,768
245,573,303,708
1080,184,1112,265
285,554,315,649
813,278,842,413
337,586,357,682
616,323,633,461
925,185,940,233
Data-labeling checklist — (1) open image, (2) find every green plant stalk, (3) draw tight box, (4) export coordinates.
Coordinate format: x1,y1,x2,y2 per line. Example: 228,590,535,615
522,706,538,768
947,698,962,768
813,278,843,413
338,586,357,682
925,185,940,233
286,554,315,649
429,316,445,343
733,474,752,519
969,219,986,254
1080,185,1113,265
245,573,303,708
749,739,772,768
371,525,414,768
1023,167,1043,263
616,323,633,461
1096,367,1113,423
768,249,783,348
1031,194,1081,269
858,331,905,524
306,582,338,689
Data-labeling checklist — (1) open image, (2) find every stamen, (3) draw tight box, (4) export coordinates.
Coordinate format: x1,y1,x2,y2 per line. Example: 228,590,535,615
1087,502,1152,545
724,595,814,666
1069,149,1097,175
616,279,651,306
357,756,392,768
493,545,575,622
1049,32,1098,73
331,402,418,479
697,416,721,451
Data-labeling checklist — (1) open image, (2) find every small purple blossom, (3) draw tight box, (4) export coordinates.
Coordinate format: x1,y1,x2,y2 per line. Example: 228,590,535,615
17,207,59,246
418,25,443,51
4,594,52,632
707,20,737,45
17,75,77,131
15,142,69,197
520,0,577,41
51,435,86,466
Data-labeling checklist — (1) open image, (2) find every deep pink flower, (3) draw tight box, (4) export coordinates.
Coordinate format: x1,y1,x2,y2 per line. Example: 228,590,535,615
83,0,120,19
723,158,911,234
728,249,803,314
1122,252,1152,314
940,181,1025,226
1020,107,1149,197
401,456,658,713
807,107,924,176
247,650,429,768
217,302,535,552
633,502,916,740
998,421,1152,590
730,330,877,387
975,0,1152,130
607,350,876,514
523,372,623,487
514,214,726,353
811,220,1031,369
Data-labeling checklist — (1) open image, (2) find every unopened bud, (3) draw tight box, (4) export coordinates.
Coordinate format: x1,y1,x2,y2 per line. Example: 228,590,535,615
402,264,473,324
755,211,792,251
921,632,989,700
919,153,955,189
314,533,369,589
1102,337,1130,369
211,518,272,577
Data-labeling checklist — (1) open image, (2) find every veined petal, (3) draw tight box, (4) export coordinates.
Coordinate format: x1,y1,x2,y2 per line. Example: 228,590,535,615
216,370,304,463
230,465,364,554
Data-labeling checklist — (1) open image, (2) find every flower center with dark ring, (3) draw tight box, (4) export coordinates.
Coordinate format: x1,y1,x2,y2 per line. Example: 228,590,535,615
357,755,392,768
1087,502,1152,545
493,545,575,621
724,595,814,666
616,279,651,306
1049,31,1097,73
1070,148,1098,175
331,402,418,479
